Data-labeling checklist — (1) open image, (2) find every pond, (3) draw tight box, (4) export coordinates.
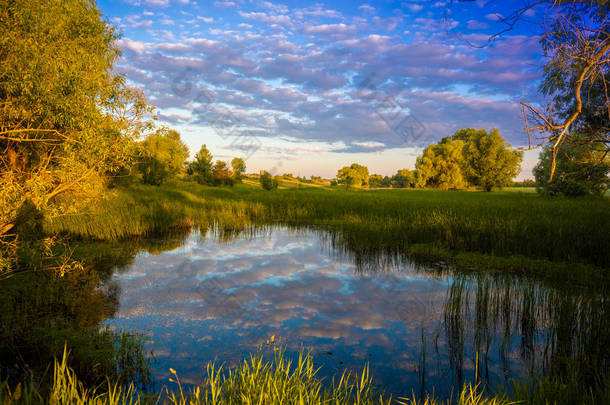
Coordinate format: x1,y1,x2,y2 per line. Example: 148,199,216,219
100,225,610,397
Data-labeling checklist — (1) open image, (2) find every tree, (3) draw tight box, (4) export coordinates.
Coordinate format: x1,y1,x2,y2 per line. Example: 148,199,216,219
0,0,151,269
260,171,278,190
381,176,392,188
231,157,246,183
461,128,523,191
517,2,610,180
451,2,609,182
392,169,416,188
415,137,467,189
211,161,234,186
189,145,213,185
451,128,485,142
336,163,370,188
534,136,609,196
368,174,383,188
138,129,189,186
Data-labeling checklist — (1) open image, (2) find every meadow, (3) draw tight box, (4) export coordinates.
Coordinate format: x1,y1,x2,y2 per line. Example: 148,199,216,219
46,181,610,271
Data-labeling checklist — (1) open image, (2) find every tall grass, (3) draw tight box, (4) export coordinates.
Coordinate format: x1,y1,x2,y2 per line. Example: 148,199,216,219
4,346,608,405
0,346,509,405
46,181,610,268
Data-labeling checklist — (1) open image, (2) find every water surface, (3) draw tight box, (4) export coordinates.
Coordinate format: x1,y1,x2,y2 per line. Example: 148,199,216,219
103,226,610,397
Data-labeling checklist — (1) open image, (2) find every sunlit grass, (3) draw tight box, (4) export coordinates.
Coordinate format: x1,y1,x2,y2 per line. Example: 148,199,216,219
4,346,608,405
45,181,610,269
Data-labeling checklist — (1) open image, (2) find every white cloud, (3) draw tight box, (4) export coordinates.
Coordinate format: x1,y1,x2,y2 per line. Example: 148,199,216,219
485,13,504,22
214,1,236,8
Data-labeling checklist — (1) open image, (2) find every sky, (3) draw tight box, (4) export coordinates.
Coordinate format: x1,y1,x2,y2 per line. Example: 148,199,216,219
98,0,549,179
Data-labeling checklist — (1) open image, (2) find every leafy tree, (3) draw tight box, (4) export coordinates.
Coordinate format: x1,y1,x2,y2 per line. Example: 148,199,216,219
520,2,609,179
461,128,523,191
534,136,609,196
392,169,416,188
189,145,213,185
451,128,486,142
260,171,278,190
231,157,246,183
337,163,369,188
415,137,467,189
138,129,189,186
0,0,151,243
381,176,392,188
212,161,234,186
368,174,383,188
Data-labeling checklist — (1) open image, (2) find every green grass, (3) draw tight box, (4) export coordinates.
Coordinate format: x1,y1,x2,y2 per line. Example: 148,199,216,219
45,181,610,270
3,346,609,405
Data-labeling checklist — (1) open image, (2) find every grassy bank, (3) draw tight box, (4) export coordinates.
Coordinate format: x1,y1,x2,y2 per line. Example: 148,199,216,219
45,181,610,271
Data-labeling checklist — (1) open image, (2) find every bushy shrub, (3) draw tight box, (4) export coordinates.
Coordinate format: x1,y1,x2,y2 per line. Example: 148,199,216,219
260,171,278,190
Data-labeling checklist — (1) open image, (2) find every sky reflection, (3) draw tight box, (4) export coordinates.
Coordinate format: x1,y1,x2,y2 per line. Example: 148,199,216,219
105,227,531,396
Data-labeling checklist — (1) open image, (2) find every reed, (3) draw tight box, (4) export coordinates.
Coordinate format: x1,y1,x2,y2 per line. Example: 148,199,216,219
4,345,610,405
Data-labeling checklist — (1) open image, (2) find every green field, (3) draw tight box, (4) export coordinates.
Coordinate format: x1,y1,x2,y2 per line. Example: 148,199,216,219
46,181,610,273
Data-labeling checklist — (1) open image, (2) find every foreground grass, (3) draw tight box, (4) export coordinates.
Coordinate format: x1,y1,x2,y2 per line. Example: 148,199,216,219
3,347,609,405
46,181,610,271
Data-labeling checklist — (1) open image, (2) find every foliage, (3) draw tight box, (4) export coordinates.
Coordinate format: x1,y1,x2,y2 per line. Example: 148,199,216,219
211,161,234,186
189,144,214,185
260,171,279,190
336,163,369,188
415,137,467,189
231,157,246,183
392,169,416,188
515,2,610,181
0,0,152,239
534,137,609,196
460,128,523,191
451,127,482,142
138,129,189,186
368,174,383,188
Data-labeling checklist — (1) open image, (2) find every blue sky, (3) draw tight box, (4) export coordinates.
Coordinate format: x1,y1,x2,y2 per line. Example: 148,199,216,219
98,0,547,179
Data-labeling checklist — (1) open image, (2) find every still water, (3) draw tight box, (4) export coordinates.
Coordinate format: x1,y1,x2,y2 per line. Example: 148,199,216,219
103,226,608,397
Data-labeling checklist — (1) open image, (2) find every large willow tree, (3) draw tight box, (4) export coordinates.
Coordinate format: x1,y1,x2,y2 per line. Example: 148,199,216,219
0,0,152,270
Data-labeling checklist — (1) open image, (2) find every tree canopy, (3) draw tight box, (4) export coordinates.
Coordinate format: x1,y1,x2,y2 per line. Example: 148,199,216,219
392,169,416,188
534,135,609,196
520,1,609,180
0,0,151,237
461,128,523,191
231,157,246,182
336,163,369,188
212,161,233,186
415,137,467,190
189,144,214,185
138,129,189,186
260,171,278,190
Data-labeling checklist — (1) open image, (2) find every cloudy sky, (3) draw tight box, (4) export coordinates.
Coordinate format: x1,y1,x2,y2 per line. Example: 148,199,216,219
98,0,547,179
